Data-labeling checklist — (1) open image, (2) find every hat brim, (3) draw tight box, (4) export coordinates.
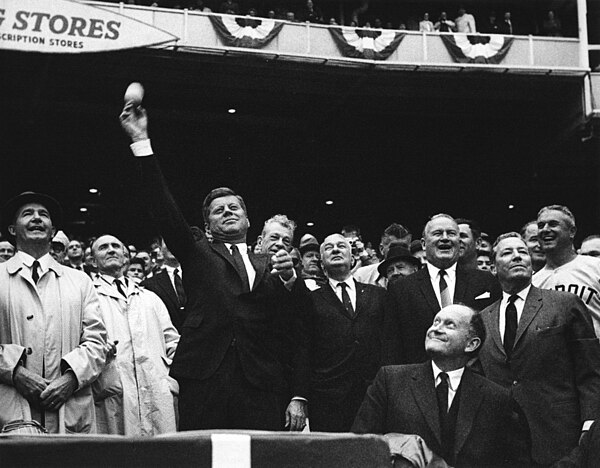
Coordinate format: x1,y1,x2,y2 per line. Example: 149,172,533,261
2,192,62,240
378,255,421,277
299,244,320,256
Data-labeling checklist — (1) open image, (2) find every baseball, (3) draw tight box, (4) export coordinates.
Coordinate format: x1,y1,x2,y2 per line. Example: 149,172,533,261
124,82,144,105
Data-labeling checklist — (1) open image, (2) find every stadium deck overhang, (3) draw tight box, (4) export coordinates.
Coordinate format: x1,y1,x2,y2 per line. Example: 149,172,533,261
1,3,598,245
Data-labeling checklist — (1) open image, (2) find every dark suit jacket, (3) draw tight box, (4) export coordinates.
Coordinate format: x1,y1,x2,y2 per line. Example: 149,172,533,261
384,265,500,364
142,270,185,331
308,281,386,429
352,363,520,467
478,286,600,465
138,156,310,399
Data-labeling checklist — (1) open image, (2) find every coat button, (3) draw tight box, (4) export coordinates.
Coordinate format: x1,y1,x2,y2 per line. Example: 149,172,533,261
512,380,518,386
26,347,33,355
26,315,34,320
231,338,236,347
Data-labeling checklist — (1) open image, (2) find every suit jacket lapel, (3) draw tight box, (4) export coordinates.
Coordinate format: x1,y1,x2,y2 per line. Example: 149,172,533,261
157,271,178,307
418,269,441,313
248,252,267,289
211,241,238,271
515,286,543,347
410,362,442,445
211,241,254,290
486,300,505,356
355,280,367,318
453,369,483,455
454,267,468,303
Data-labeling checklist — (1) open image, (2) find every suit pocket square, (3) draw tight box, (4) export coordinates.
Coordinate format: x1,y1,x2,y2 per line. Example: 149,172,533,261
475,292,491,300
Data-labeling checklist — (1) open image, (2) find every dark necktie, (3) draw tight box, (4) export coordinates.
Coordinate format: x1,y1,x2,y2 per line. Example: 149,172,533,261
230,244,250,292
114,278,127,299
436,371,457,464
439,270,451,308
174,268,187,307
31,260,40,283
338,282,355,316
436,372,449,418
504,295,519,357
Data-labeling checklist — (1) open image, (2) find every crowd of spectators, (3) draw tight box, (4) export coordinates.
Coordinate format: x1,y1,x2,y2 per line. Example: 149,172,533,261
3,96,600,466
103,0,573,37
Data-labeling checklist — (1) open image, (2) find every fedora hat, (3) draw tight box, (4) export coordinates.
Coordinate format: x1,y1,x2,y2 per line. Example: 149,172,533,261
378,243,420,278
2,192,62,240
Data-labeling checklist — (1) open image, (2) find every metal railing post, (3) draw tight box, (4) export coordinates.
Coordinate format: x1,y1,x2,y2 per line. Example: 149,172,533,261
528,35,534,66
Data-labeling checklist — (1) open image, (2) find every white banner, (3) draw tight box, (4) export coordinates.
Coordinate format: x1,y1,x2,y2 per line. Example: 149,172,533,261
0,0,178,53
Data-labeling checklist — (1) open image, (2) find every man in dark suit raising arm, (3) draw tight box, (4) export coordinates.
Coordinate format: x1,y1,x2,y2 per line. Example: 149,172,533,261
119,101,309,431
479,232,600,465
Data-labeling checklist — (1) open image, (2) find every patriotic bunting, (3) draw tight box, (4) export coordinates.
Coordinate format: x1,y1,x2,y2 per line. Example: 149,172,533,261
441,34,514,64
209,15,284,48
329,27,405,60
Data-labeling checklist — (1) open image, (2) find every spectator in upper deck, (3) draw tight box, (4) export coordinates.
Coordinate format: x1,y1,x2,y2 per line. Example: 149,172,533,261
419,12,434,32
541,10,562,37
219,0,239,15
455,6,476,33
498,11,514,35
299,0,323,24
189,0,212,12
480,11,500,34
434,12,455,32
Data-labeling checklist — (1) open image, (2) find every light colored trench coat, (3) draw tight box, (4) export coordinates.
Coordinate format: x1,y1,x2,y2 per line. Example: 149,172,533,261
92,276,179,436
0,254,108,433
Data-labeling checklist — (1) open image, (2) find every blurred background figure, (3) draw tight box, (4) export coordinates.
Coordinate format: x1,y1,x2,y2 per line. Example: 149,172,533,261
0,239,15,263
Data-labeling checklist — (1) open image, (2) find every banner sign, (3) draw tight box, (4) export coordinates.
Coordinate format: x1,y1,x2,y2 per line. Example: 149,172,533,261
441,34,514,64
329,27,405,60
0,0,178,53
209,15,283,49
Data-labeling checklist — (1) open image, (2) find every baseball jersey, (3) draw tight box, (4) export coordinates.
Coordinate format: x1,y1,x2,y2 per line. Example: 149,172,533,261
533,255,600,336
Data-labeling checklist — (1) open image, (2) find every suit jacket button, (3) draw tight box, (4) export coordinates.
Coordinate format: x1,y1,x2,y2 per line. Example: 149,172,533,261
26,347,33,355
512,380,518,386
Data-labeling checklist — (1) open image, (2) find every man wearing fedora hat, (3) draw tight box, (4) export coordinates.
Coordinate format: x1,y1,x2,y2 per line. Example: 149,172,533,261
377,242,420,286
298,234,326,291
354,223,412,288
0,192,108,433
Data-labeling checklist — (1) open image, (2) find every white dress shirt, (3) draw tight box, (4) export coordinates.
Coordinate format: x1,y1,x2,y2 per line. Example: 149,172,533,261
499,284,531,342
224,242,256,290
99,274,129,297
17,251,53,281
162,265,183,292
432,361,465,410
426,262,457,308
328,277,357,311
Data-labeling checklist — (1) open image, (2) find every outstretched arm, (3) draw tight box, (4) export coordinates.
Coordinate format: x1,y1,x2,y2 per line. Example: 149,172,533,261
119,102,197,262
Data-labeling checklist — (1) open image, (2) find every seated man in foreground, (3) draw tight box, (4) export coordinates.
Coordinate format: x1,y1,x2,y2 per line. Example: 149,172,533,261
352,304,526,467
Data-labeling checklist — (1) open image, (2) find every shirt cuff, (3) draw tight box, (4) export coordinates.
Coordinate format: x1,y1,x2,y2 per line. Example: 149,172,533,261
130,139,154,157
583,420,594,431
291,396,307,403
